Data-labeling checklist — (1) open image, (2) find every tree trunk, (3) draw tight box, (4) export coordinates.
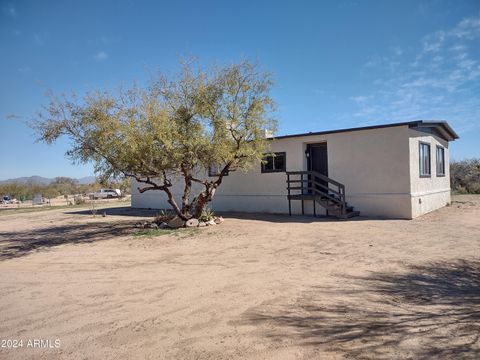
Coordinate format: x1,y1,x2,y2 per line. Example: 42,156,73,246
163,186,190,221
181,171,192,218
193,187,217,218
192,163,230,218
194,192,208,219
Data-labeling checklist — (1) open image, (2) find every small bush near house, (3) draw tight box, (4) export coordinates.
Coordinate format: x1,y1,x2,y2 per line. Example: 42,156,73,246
199,207,216,222
450,159,480,194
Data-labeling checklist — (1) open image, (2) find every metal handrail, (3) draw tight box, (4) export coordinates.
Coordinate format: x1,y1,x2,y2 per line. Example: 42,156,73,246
286,171,347,215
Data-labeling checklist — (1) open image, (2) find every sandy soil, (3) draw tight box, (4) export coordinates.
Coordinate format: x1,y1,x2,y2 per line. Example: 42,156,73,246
0,195,479,359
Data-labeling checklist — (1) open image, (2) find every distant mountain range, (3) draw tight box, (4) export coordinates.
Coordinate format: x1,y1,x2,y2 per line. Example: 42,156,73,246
0,176,97,185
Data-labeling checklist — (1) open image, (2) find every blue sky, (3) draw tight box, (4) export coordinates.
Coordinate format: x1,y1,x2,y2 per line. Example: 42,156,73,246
0,0,479,179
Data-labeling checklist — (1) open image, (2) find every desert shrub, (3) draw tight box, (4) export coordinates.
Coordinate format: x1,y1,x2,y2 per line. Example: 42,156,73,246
0,178,75,200
454,185,468,195
0,178,112,201
468,182,480,194
74,195,86,205
199,207,215,222
450,158,480,194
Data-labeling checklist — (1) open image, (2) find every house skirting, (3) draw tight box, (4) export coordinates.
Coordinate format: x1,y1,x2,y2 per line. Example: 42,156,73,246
132,192,441,219
410,189,451,218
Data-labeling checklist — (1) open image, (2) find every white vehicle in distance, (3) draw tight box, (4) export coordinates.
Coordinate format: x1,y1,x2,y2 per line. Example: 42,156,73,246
88,188,121,199
2,195,12,204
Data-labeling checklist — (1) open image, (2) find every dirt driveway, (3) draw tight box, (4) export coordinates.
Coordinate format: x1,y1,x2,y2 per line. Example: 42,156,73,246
0,196,479,359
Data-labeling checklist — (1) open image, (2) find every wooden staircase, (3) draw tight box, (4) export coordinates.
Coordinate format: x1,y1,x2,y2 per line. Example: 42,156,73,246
286,171,360,219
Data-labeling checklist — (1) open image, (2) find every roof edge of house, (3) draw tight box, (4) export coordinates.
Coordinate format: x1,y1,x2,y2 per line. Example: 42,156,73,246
271,120,459,141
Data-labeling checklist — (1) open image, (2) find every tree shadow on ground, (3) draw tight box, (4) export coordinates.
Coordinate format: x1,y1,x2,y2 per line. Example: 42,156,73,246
66,206,158,217
242,259,480,359
68,207,384,223
217,212,388,223
0,222,137,261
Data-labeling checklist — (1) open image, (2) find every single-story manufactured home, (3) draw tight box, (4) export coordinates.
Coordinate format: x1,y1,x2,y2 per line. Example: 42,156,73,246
132,120,459,219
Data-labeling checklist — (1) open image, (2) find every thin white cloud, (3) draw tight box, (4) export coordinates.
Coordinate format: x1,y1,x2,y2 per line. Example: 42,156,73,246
418,15,480,59
449,44,466,52
364,54,401,73
452,16,480,39
33,32,48,46
391,46,403,56
3,4,16,17
422,30,445,53
350,95,371,103
350,14,480,134
93,51,109,61
18,66,31,74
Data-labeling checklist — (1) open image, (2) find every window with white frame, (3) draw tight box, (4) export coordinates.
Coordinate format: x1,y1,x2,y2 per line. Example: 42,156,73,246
419,142,431,177
436,146,445,176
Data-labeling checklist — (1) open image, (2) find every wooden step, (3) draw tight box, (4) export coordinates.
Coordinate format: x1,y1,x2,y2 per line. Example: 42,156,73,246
326,206,360,218
322,202,354,212
315,199,353,211
334,210,361,219
286,171,360,219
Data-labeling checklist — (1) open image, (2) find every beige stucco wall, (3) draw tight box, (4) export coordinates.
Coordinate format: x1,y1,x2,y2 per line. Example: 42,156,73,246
132,124,421,219
408,129,451,218
326,126,412,218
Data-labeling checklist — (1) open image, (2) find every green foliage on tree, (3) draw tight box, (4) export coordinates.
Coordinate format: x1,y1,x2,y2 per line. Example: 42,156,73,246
32,60,277,219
